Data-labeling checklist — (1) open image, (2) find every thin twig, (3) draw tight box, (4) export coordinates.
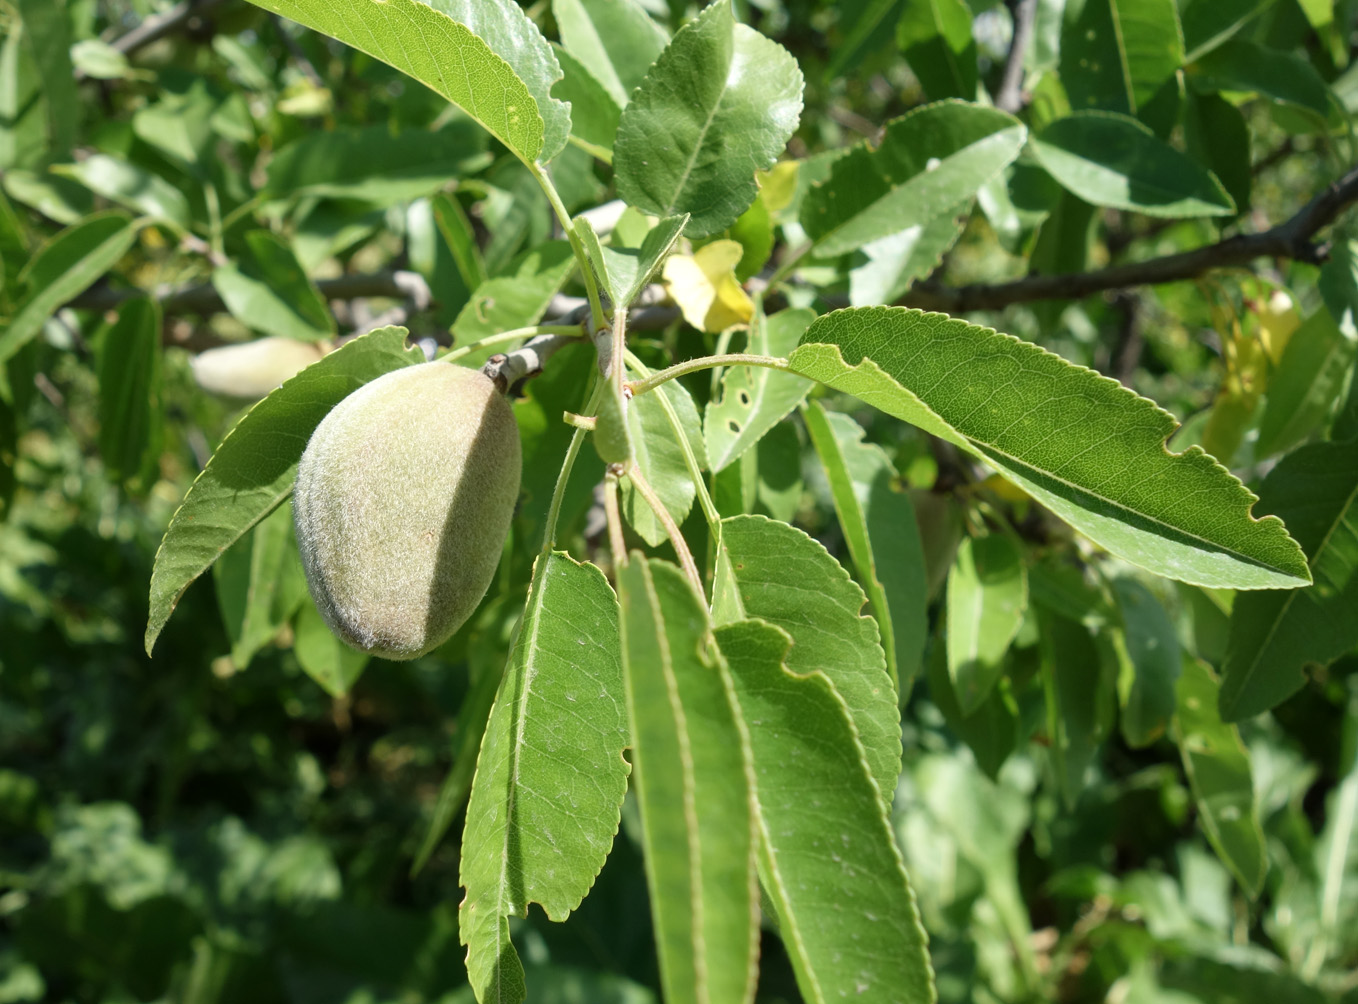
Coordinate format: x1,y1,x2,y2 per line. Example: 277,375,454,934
603,469,628,572
481,332,581,393
76,0,233,81
995,0,1037,114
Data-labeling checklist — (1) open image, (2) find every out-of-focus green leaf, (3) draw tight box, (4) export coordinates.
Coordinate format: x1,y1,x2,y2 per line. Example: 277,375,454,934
1174,658,1267,896
1191,39,1333,120
452,240,576,348
553,0,668,107
15,0,77,155
713,515,901,805
575,213,687,310
803,402,928,692
243,0,570,164
614,0,803,237
1179,0,1275,60
0,24,46,170
620,378,705,547
1183,91,1252,218
144,326,422,655
946,533,1027,715
293,599,370,696
895,0,977,101
847,202,968,307
619,557,757,1004
1111,577,1180,747
1220,439,1358,720
55,155,190,227
460,552,628,1004
1031,112,1235,217
789,307,1311,589
213,230,335,342
1312,678,1358,968
717,619,934,1004
926,643,1021,780
552,44,621,158
431,192,489,292
0,210,142,367
705,308,814,472
1060,0,1183,115
801,101,1025,256
263,122,490,204
1256,309,1354,459
1041,610,1113,805
212,502,305,670
95,297,162,487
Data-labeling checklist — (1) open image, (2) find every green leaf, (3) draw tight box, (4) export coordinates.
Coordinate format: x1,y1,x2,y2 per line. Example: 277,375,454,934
1030,112,1235,217
293,599,370,696
716,619,934,1004
213,231,336,342
242,0,569,164
1179,0,1275,60
1313,681,1358,968
1190,38,1333,119
613,0,804,238
803,402,928,693
1040,609,1113,805
95,297,162,486
788,307,1311,589
452,240,576,348
713,515,901,805
15,0,77,155
575,214,688,310
705,308,815,472
621,378,705,547
801,100,1026,256
0,210,142,367
1060,0,1184,115
144,326,422,655
1257,309,1354,459
551,44,622,158
1183,91,1252,218
56,155,190,228
432,192,489,292
263,122,490,205
1220,439,1358,721
553,0,668,107
1110,577,1180,747
1174,658,1267,896
752,420,801,522
925,643,1020,780
946,533,1027,716
618,557,757,1004
847,202,968,307
212,502,306,670
595,385,633,465
460,551,629,1004
0,24,46,171
895,0,977,101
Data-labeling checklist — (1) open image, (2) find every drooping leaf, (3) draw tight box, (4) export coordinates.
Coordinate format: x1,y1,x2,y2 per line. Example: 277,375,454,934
95,297,162,486
212,502,306,670
716,619,934,1004
618,557,757,1004
613,0,804,237
1312,681,1358,967
847,202,968,307
213,230,336,342
241,0,569,164
0,210,142,367
459,551,628,1004
1110,577,1180,747
1190,38,1333,120
620,378,705,547
553,0,668,107
1174,658,1267,896
452,240,576,347
1030,112,1235,217
1060,0,1184,116
788,307,1311,589
1220,439,1358,721
1183,91,1252,219
551,44,621,159
661,239,754,333
946,533,1027,715
432,192,489,292
263,121,490,205
1256,309,1354,459
1040,609,1114,805
713,515,901,804
803,402,928,693
575,213,687,310
56,154,190,227
895,0,977,101
145,326,422,655
705,308,814,472
14,0,77,155
926,642,1021,780
800,100,1025,256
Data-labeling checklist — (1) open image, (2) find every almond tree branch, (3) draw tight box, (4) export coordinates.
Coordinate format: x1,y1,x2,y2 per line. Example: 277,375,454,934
995,0,1037,114
901,164,1358,313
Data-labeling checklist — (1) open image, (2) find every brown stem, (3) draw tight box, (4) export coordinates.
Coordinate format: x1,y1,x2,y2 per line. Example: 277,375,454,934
995,0,1037,114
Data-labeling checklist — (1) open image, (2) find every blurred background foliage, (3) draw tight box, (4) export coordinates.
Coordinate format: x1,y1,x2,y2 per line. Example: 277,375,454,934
2,0,1358,1002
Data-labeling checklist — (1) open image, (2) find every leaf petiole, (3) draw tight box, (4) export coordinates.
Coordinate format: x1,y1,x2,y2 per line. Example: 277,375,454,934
627,353,791,397
626,461,705,599
541,378,604,552
530,162,608,332
441,324,584,365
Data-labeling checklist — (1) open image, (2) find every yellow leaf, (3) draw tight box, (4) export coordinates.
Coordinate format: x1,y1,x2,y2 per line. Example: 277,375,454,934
756,160,799,214
1258,290,1301,366
662,239,753,333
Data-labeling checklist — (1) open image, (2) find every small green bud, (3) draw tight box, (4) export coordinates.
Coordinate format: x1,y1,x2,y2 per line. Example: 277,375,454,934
294,361,521,660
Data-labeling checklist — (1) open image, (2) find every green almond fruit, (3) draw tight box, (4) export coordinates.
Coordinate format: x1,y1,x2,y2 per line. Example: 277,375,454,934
294,361,521,660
